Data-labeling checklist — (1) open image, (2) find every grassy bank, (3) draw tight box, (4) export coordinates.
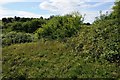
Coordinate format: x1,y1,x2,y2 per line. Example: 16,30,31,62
2,40,120,78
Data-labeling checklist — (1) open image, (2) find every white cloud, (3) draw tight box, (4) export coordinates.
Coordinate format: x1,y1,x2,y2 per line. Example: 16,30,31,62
0,0,24,5
0,0,50,19
0,7,50,19
0,0,114,23
39,0,85,14
39,0,112,13
39,0,114,23
40,1,58,11
0,0,48,5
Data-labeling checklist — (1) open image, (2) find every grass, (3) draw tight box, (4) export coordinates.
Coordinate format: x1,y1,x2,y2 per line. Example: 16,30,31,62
2,40,120,78
2,20,120,79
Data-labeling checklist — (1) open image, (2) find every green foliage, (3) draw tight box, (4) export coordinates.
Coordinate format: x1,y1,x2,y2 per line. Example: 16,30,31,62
112,1,120,22
22,19,46,33
94,11,111,24
11,22,23,31
66,19,120,64
2,40,120,79
35,14,82,39
2,31,34,46
94,1,120,24
2,40,120,78
2,12,120,78
2,2,120,78
2,18,46,33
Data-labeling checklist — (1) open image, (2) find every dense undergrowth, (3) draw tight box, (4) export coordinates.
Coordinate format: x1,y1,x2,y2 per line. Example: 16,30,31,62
2,40,120,78
2,1,120,79
2,20,120,78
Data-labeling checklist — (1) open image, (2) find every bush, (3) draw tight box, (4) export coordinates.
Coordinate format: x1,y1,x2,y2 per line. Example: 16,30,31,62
2,31,34,46
10,22,23,32
65,18,119,63
3,19,46,33
35,13,82,40
22,19,46,33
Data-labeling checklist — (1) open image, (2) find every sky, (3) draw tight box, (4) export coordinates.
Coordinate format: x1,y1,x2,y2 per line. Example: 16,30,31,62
0,0,115,23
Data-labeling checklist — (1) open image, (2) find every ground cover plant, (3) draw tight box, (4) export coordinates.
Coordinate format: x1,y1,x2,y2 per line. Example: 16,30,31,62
2,1,120,79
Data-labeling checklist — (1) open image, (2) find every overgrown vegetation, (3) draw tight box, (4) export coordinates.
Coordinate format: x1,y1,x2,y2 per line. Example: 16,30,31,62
2,1,120,79
35,13,82,39
2,41,120,78
2,31,34,47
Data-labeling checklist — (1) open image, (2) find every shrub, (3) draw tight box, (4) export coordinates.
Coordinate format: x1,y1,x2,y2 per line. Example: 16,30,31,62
3,19,46,33
2,31,34,46
35,13,82,40
22,19,46,33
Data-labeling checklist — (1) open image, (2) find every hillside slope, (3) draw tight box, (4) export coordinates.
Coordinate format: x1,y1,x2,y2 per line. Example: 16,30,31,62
2,39,120,78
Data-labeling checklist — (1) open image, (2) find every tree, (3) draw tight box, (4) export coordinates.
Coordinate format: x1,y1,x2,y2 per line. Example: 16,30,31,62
14,16,20,21
40,16,43,19
8,17,13,23
35,12,82,39
112,1,120,24
11,22,22,32
2,18,8,23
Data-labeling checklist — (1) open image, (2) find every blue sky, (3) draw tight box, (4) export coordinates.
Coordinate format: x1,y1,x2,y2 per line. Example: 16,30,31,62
0,0,115,23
